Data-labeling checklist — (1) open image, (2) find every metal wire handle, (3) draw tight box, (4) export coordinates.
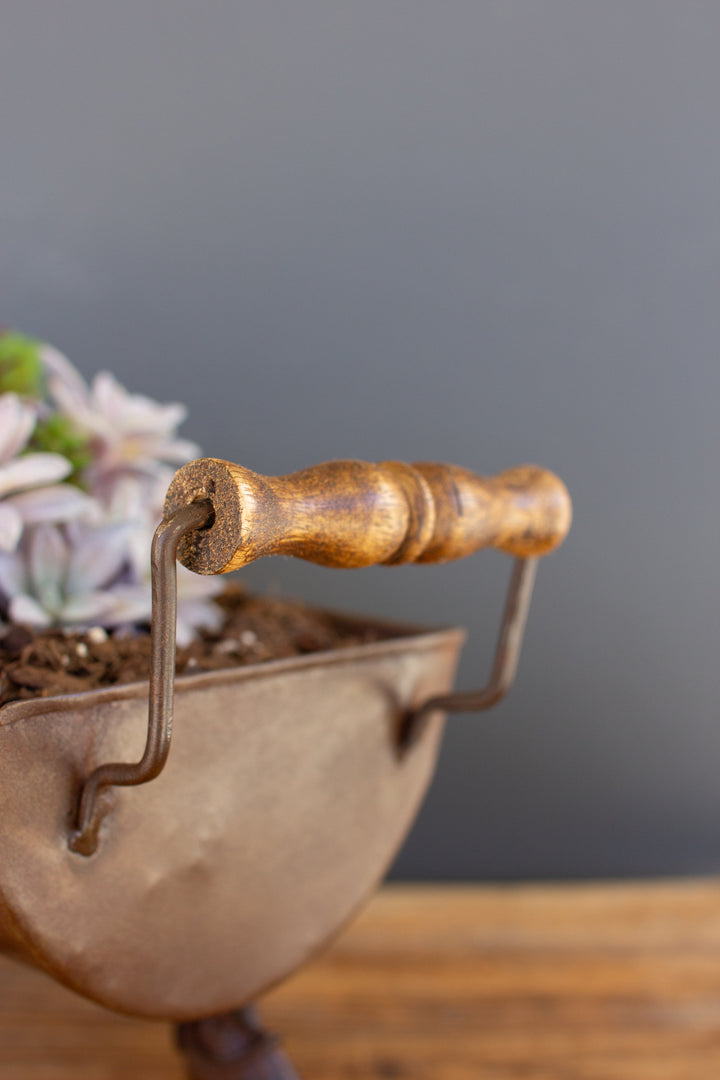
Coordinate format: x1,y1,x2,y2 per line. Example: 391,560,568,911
69,500,214,856
399,556,537,749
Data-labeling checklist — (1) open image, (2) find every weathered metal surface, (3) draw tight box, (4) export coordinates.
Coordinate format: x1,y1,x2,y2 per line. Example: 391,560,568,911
0,616,463,1020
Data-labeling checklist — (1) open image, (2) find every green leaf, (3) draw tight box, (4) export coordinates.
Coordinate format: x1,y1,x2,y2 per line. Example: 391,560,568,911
30,414,93,484
0,331,44,398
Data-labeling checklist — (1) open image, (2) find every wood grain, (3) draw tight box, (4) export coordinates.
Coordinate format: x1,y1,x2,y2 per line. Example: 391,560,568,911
164,459,572,574
4,881,720,1079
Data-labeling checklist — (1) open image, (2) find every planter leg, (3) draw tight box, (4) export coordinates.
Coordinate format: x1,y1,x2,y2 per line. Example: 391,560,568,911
176,1007,301,1080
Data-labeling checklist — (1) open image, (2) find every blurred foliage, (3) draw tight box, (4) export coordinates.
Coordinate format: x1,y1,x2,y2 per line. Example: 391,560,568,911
0,331,44,398
29,414,93,485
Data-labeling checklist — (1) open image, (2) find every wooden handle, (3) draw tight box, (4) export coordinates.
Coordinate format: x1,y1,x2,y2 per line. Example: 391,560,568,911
164,458,572,575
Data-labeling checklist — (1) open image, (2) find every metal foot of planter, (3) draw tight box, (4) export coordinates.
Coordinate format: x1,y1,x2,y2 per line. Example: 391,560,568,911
177,1008,300,1080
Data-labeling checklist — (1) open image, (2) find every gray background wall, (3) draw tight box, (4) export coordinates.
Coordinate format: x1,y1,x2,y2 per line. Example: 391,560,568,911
2,2,719,879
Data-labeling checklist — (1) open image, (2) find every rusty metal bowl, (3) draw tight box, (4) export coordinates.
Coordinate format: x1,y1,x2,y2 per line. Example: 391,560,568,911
0,611,463,1020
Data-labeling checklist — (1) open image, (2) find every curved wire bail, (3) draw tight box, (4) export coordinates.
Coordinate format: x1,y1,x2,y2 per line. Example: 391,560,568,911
69,499,214,857
399,556,538,750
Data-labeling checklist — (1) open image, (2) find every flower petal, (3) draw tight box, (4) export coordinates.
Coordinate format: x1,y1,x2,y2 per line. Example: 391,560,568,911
10,593,52,628
60,591,118,624
176,600,223,646
65,522,133,593
0,453,72,499
0,549,26,597
0,503,23,552
92,372,188,434
100,583,153,627
0,394,37,463
150,436,199,463
7,484,98,526
41,343,91,413
28,525,68,604
177,563,224,601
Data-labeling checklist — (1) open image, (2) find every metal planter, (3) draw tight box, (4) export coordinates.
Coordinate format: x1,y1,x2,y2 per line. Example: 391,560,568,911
0,612,463,1020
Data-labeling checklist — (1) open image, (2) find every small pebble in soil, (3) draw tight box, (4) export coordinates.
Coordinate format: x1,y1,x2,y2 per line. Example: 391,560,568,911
214,638,239,655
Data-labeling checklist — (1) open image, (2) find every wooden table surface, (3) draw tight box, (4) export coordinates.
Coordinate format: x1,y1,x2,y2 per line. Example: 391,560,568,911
3,881,720,1079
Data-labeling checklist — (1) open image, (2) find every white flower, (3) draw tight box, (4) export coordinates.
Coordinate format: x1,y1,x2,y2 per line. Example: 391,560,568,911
43,345,199,502
0,393,92,552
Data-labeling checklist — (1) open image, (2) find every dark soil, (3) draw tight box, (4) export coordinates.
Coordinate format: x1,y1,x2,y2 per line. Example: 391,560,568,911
0,585,384,708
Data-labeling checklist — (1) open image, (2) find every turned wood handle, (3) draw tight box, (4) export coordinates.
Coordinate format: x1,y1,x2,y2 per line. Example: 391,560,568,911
164,458,572,575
